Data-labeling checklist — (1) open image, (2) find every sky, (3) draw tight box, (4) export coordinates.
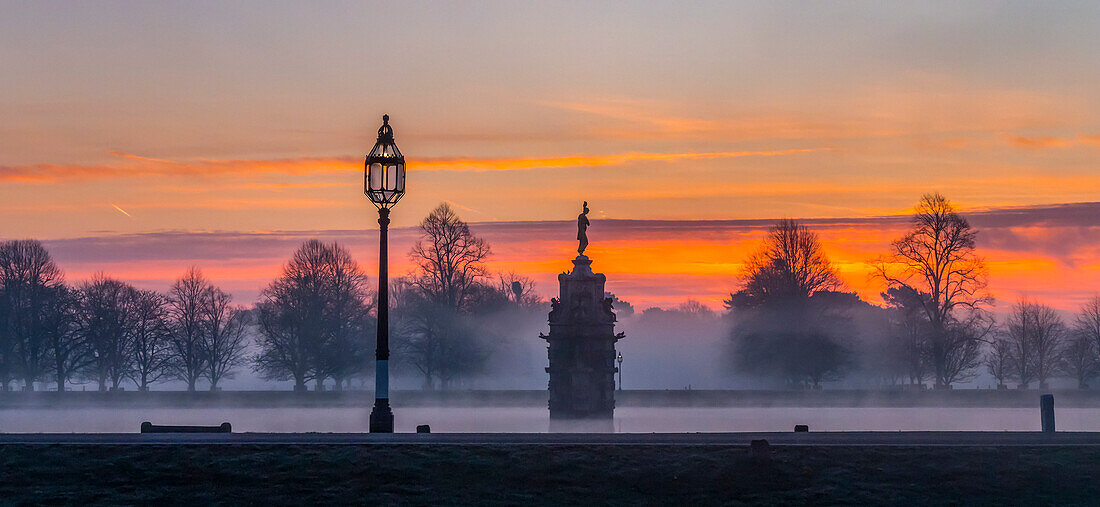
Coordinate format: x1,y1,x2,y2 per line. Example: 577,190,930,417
2,1,1099,312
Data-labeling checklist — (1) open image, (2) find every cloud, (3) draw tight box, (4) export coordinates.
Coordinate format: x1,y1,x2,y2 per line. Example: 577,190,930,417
545,83,1082,144
0,149,823,184
413,149,824,172
1007,136,1076,149
1006,134,1100,150
0,156,359,184
20,201,1098,311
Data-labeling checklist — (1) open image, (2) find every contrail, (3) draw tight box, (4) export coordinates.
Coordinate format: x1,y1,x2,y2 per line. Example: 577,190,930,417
112,204,133,218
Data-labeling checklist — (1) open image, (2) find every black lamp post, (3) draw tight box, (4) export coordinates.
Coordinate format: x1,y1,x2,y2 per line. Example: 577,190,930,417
365,114,405,433
617,352,623,391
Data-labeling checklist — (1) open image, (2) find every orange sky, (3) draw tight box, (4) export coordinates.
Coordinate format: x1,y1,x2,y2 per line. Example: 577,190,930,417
2,3,1098,313
36,204,1100,313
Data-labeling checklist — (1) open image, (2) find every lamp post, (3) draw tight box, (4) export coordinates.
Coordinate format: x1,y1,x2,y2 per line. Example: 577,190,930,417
365,114,406,433
617,352,623,391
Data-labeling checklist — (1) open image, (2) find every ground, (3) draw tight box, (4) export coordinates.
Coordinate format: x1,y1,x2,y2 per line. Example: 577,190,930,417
2,445,1098,505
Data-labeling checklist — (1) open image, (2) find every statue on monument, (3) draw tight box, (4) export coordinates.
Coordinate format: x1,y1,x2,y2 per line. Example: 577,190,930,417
577,201,590,255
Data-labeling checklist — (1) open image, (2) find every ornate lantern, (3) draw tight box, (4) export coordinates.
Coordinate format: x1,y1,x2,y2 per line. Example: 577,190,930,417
364,114,405,208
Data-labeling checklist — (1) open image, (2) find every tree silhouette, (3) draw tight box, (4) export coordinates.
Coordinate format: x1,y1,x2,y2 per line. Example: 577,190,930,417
0,240,65,390
127,288,173,391
397,203,497,389
875,193,990,388
44,285,83,393
1004,300,1066,389
166,267,212,391
985,338,1012,388
1077,296,1100,359
1061,332,1099,390
409,203,491,310
254,240,373,391
200,287,249,391
745,219,840,304
77,275,136,391
727,221,850,388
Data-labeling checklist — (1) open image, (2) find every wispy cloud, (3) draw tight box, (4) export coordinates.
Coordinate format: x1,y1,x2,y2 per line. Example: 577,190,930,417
413,149,824,172
1006,134,1100,150
31,201,1100,311
0,156,359,184
0,149,824,184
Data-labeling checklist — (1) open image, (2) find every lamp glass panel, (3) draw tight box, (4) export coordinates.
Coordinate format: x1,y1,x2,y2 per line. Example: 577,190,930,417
386,163,397,189
369,162,382,190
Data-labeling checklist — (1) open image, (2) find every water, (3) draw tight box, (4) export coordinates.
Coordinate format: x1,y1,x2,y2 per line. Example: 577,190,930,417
3,406,1099,433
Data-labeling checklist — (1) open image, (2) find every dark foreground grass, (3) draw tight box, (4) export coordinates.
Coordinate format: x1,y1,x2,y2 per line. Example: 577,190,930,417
2,444,1099,505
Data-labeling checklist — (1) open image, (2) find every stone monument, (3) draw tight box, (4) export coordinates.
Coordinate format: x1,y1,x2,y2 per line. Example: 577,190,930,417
541,202,623,428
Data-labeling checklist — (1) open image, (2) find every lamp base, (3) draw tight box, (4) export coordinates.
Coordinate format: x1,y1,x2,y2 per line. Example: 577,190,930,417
369,399,394,433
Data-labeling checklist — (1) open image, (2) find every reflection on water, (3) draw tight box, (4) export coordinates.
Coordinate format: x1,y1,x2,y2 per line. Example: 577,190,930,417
3,406,1099,433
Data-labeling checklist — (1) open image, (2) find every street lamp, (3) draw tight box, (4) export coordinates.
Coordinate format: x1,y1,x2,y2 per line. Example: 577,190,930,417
617,351,623,391
365,114,405,433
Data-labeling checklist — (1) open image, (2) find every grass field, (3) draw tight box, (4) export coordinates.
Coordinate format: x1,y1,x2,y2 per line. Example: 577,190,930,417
2,444,1098,505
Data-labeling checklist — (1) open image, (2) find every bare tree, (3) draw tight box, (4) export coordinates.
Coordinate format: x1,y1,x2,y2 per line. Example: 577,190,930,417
874,193,990,388
396,204,496,389
678,299,715,317
1004,301,1036,388
0,240,66,390
200,287,249,391
1077,296,1100,358
725,222,849,388
166,267,211,391
1008,300,1066,389
409,203,491,310
254,240,372,391
1061,332,1099,390
126,288,173,391
985,338,1012,389
0,268,11,390
939,314,990,386
314,242,372,390
77,275,136,391
43,285,85,393
732,219,841,306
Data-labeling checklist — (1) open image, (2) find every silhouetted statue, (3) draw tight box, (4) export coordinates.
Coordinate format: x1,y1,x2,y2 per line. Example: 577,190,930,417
577,201,590,255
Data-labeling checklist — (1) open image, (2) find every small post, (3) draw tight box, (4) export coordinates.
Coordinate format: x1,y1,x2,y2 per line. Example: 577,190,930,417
1040,394,1055,433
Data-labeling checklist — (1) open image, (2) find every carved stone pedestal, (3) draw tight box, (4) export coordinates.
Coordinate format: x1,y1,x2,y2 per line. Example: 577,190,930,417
541,255,623,428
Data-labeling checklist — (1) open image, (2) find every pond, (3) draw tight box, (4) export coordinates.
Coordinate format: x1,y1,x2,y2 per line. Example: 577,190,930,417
2,406,1097,433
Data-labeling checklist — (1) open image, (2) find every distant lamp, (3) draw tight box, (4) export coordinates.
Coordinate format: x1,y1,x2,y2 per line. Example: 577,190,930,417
364,114,406,208
364,114,406,433
617,352,624,391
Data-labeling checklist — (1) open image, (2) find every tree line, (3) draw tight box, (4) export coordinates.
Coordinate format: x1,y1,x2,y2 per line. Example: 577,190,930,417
5,195,1097,392
0,241,249,392
0,203,539,392
725,193,1100,389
